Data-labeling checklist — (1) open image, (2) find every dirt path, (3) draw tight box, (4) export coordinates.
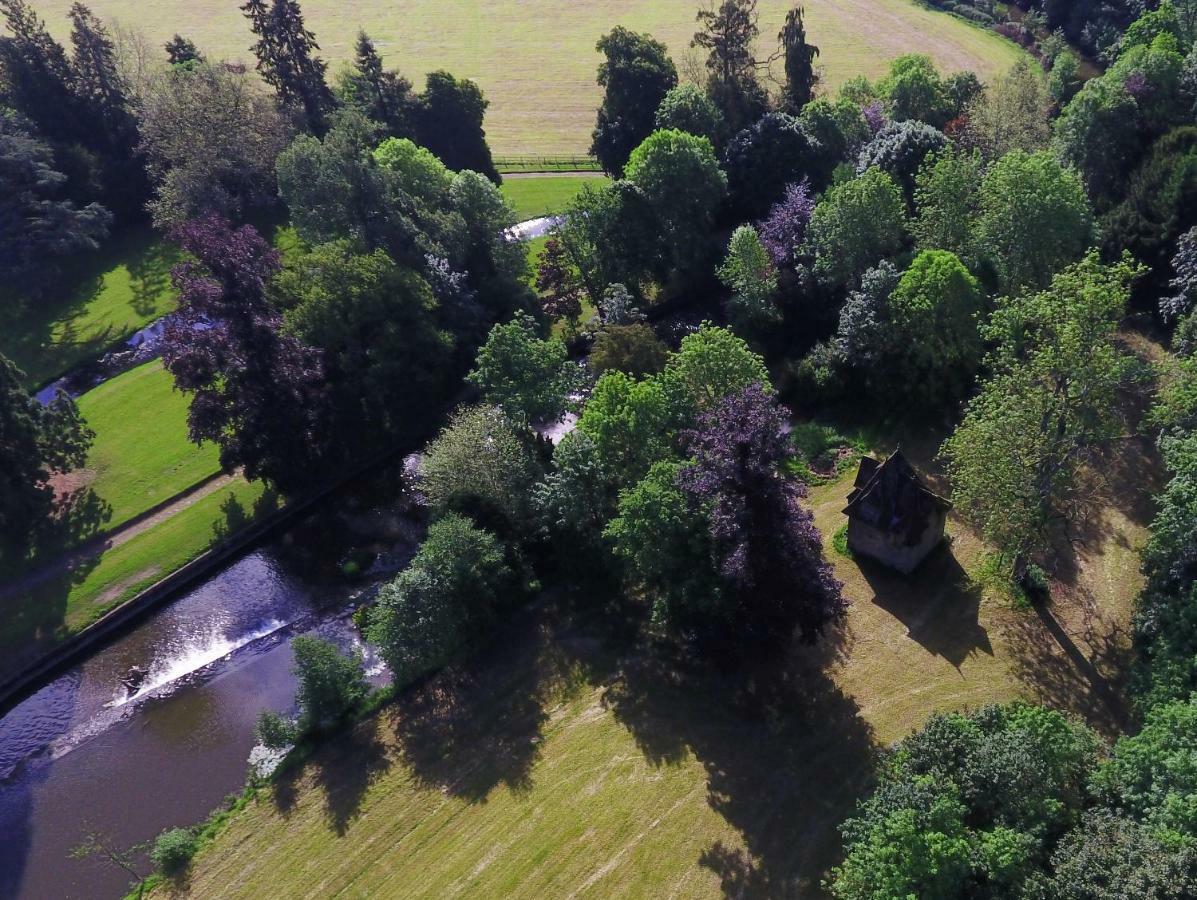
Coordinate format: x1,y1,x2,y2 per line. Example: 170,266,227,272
0,472,239,603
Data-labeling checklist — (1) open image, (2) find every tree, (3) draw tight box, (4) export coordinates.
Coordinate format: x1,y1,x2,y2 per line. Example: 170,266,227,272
941,254,1140,563
717,224,778,324
798,97,870,171
139,60,291,227
160,216,330,491
290,635,366,732
335,30,416,139
241,0,333,134
1048,50,1082,107
0,0,80,148
0,353,92,559
467,313,579,423
723,111,826,218
912,147,983,266
756,178,814,267
678,383,843,648
163,34,200,66
577,370,674,486
885,250,983,404
692,0,769,133
368,513,512,684
805,168,906,286
589,324,668,377
962,59,1051,160
149,828,198,877
415,70,499,182
596,282,645,325
557,180,666,300
533,430,617,557
658,322,771,421
975,149,1094,295
277,240,452,453
833,260,901,372
654,82,722,147
0,111,110,285
591,27,677,177
877,54,951,127
1164,226,1197,327
855,119,946,206
778,5,819,113
624,129,727,274
535,236,584,329
418,404,542,532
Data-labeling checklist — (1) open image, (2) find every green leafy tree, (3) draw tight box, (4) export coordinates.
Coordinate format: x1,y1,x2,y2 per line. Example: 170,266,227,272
589,324,668,377
278,240,452,452
414,70,499,182
290,635,367,732
576,370,674,486
658,322,771,422
591,27,677,177
654,83,723,147
717,224,779,325
975,149,1094,295
467,313,579,423
419,404,542,532
912,147,983,266
962,58,1051,160
624,128,727,275
150,828,197,877
0,353,92,559
941,254,1140,562
805,168,906,286
533,430,618,557
798,97,870,170
163,34,201,66
368,513,512,684
877,53,951,127
886,250,983,404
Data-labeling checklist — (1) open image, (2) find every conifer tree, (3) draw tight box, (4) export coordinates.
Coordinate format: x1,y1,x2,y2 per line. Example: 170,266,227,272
778,6,818,113
242,0,334,134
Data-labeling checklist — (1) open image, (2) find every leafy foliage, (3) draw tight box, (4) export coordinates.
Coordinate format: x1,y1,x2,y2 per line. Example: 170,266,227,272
805,168,906,287
724,111,825,218
467,313,579,423
591,27,677,177
654,82,723,147
717,224,778,325
756,178,814,268
589,324,668,378
290,635,367,732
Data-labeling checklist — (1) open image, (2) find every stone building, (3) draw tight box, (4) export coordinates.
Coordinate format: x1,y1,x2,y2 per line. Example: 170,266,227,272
842,450,951,574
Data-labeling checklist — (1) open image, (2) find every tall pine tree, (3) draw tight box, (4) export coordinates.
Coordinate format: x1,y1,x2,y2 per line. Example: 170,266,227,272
242,0,334,135
336,30,416,138
778,6,818,113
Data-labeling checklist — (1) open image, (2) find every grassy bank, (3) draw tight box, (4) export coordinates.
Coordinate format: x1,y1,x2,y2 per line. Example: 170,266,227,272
29,0,1024,155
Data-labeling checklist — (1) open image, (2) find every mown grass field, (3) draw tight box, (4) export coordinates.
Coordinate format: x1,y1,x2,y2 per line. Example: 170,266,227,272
74,360,221,531
501,174,607,221
30,0,1024,155
1,226,180,387
154,408,1152,898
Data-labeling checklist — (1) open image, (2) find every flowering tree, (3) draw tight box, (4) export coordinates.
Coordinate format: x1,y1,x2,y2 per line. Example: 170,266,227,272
161,215,330,490
678,383,844,648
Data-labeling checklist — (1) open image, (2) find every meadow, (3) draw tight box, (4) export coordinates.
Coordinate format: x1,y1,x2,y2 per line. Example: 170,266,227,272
30,0,1024,155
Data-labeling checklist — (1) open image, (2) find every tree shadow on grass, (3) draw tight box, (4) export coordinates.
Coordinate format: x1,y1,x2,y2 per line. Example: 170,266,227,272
126,242,177,319
210,486,281,544
311,723,392,836
387,604,602,804
858,543,992,670
601,644,877,898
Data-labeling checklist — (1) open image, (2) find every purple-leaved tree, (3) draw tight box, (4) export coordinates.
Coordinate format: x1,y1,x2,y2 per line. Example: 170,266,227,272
162,215,330,491
756,179,814,268
678,383,844,648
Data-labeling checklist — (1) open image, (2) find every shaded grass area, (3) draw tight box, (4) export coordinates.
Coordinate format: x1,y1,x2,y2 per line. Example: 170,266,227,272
0,226,180,387
501,174,607,221
29,0,1024,155
75,360,221,531
0,477,277,687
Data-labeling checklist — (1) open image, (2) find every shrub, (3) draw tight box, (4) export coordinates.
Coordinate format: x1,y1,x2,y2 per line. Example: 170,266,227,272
150,827,198,877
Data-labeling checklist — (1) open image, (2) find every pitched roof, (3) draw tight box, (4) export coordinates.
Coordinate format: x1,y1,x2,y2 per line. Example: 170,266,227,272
842,450,952,540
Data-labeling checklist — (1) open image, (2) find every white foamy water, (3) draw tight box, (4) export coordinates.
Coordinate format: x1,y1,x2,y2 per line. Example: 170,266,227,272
109,619,287,707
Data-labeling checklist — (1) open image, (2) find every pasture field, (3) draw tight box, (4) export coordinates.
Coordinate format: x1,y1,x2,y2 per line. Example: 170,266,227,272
501,174,607,221
152,415,1149,898
29,0,1025,155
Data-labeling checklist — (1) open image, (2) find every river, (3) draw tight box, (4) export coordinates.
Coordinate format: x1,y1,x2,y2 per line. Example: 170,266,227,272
0,536,404,900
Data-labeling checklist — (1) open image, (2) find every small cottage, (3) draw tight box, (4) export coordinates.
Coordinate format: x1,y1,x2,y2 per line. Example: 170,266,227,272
842,450,951,574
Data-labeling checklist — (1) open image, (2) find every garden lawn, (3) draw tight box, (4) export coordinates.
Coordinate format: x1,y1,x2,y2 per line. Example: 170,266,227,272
30,0,1025,155
0,477,276,688
501,174,607,221
75,359,221,531
1,226,179,388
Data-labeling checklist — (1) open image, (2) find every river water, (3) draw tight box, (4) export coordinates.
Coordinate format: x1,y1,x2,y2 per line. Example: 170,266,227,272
0,542,398,900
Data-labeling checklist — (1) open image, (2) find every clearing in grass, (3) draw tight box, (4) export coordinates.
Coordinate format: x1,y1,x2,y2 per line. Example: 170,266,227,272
28,0,1025,155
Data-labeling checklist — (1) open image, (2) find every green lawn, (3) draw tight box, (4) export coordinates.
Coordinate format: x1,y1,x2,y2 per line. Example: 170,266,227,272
29,0,1024,155
0,477,277,687
502,175,608,221
75,360,222,531
1,226,180,388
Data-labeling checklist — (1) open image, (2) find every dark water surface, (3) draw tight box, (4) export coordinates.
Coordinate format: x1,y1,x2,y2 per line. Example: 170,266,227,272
0,547,389,900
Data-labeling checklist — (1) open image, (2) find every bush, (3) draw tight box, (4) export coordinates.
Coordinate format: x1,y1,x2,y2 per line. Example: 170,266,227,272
291,636,367,733
255,710,298,750
150,827,198,876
